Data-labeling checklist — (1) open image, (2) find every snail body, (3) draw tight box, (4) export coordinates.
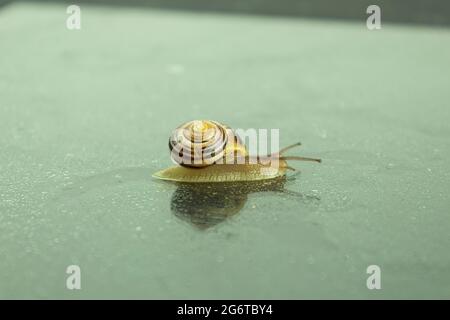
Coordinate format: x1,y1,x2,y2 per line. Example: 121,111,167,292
153,159,288,183
153,120,321,183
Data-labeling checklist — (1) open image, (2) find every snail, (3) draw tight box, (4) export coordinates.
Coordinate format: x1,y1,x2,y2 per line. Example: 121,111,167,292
152,120,321,183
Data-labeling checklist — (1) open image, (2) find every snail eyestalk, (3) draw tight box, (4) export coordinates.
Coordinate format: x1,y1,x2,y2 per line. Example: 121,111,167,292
279,156,322,163
279,142,302,155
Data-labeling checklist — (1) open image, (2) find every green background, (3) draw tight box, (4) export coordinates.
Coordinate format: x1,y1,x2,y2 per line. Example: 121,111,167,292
1,2,449,299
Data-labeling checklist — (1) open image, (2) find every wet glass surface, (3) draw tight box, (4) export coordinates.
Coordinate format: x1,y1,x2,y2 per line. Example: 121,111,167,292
1,2,450,298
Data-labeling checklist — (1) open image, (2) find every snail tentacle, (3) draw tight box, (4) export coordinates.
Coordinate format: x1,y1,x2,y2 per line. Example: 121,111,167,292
279,156,322,163
278,142,302,155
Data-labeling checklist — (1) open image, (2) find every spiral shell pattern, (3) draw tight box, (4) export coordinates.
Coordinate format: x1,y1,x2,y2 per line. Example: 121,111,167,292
169,120,243,168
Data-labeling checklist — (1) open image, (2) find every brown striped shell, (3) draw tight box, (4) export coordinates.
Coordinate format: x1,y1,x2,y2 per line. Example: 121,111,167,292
168,120,247,168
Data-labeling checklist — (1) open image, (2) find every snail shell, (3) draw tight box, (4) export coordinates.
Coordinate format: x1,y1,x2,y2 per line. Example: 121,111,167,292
153,120,321,183
168,120,247,168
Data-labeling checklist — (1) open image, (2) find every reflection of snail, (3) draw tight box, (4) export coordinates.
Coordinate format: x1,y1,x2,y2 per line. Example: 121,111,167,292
171,177,319,229
153,120,321,182
171,182,248,229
